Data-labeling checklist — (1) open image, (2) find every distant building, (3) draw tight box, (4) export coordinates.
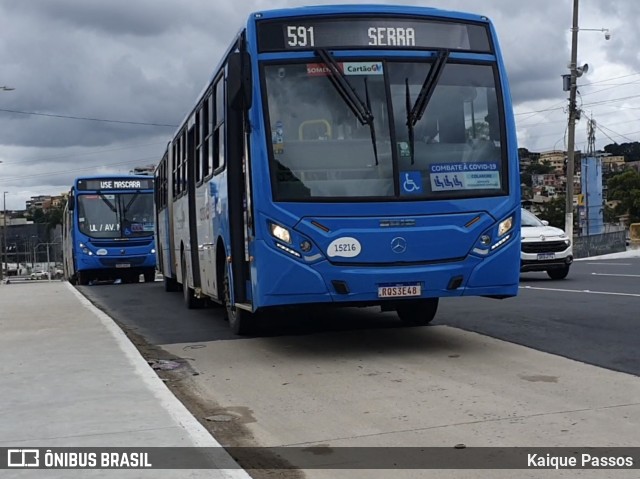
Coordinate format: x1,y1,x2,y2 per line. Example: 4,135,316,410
26,193,66,214
26,195,52,213
624,160,640,173
531,173,556,188
538,150,566,174
600,155,626,173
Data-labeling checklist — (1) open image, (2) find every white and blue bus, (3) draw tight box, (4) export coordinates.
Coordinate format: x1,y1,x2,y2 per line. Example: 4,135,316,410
63,175,157,285
155,5,521,334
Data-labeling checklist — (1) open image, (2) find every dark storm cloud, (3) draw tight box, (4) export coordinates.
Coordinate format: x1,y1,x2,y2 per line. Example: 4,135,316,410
9,0,199,36
0,0,244,149
0,0,632,208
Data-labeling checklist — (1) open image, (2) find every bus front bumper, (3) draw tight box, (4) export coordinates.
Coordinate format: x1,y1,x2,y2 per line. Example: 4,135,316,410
252,240,519,309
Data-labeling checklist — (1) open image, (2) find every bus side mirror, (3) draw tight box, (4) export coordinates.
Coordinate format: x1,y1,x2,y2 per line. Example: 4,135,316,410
228,51,252,111
68,196,75,211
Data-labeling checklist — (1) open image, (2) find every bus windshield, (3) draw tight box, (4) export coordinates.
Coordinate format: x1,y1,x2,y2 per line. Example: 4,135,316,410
77,193,154,239
264,59,506,201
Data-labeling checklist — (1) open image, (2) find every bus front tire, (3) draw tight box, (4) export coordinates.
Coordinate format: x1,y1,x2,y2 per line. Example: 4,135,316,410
396,298,439,326
77,271,90,286
223,268,252,336
144,270,156,283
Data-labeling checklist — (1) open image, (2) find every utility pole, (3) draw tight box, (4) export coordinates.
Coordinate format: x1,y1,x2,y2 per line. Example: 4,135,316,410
2,191,7,280
0,86,14,281
565,0,580,241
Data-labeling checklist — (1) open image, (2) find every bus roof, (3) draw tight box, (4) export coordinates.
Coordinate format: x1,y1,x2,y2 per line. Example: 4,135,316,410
248,4,490,24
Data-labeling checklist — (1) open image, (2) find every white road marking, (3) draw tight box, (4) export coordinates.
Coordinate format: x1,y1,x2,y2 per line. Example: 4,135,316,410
520,285,640,298
585,262,632,266
592,273,640,278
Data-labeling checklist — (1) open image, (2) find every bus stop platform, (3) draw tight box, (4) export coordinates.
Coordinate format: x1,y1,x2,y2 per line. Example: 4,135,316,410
0,280,250,478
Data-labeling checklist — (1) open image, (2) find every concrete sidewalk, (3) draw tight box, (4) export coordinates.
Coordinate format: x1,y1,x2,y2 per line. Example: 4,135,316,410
0,281,251,478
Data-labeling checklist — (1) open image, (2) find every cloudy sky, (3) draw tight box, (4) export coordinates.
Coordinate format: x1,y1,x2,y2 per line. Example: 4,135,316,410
0,0,635,209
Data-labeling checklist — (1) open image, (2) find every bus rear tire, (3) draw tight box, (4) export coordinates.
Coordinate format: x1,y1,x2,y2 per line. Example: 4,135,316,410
181,255,202,309
396,298,439,326
77,271,90,286
223,267,253,335
164,276,179,292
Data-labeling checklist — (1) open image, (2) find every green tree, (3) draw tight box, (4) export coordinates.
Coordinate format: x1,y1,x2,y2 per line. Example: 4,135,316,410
603,202,618,224
527,162,554,175
607,170,640,224
603,142,640,162
27,198,67,233
537,196,567,229
29,208,45,223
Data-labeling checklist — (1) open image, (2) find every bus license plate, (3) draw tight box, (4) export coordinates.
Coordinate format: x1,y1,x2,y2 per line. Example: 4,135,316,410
115,263,131,268
537,253,555,260
378,284,421,298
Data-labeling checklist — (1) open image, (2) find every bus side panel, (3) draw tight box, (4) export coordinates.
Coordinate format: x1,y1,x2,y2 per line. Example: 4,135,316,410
195,180,214,296
173,195,191,286
157,207,173,278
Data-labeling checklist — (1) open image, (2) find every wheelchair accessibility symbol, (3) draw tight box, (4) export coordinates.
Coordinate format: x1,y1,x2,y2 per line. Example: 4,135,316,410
401,171,422,195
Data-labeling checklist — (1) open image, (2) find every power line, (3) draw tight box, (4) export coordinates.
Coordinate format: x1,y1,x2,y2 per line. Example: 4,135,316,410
594,123,619,145
0,108,177,128
1,157,157,182
579,71,640,87
596,122,637,143
0,141,164,166
515,72,640,119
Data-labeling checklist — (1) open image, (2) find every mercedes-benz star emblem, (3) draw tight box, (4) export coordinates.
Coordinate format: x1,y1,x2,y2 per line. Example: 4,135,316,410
539,235,546,241
391,237,407,254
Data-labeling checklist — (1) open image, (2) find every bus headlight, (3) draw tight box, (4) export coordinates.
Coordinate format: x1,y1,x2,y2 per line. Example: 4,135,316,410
151,248,156,254
498,216,514,237
270,223,292,244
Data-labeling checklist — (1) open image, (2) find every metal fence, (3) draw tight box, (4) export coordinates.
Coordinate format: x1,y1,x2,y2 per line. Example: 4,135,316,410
573,230,627,258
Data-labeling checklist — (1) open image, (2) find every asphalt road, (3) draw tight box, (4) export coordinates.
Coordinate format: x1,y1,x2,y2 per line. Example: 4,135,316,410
437,257,640,376
77,258,640,477
79,256,640,376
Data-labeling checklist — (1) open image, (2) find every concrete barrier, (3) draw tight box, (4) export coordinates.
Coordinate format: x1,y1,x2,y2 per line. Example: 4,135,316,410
573,230,627,258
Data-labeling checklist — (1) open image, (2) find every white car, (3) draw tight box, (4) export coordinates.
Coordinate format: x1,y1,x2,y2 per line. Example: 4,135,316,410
520,208,573,279
30,270,50,280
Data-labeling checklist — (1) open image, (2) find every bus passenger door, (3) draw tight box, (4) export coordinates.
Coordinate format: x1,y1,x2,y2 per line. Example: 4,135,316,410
226,48,253,308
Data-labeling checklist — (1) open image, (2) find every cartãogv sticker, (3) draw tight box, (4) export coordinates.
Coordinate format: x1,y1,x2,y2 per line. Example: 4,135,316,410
327,237,362,258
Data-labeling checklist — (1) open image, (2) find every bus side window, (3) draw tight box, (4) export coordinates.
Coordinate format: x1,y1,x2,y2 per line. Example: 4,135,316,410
211,76,225,174
195,108,202,184
201,94,211,179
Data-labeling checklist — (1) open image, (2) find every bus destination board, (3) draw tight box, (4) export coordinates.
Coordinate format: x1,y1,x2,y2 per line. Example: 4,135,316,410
77,178,154,191
257,17,491,53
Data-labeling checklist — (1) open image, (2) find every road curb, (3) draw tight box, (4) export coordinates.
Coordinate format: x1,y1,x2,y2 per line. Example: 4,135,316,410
65,282,251,477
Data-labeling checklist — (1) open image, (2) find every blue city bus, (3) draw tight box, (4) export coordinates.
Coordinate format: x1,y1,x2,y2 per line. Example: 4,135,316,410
155,5,520,334
63,175,157,285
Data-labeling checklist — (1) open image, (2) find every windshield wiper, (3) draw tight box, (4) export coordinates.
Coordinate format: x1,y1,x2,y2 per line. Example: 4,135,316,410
406,49,450,164
99,194,117,213
363,77,379,166
123,193,139,214
315,49,379,165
